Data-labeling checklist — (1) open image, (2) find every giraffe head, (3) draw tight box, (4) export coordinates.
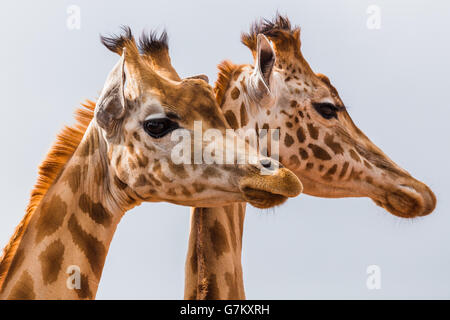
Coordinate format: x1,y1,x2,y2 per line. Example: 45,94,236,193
95,27,302,209
216,15,435,217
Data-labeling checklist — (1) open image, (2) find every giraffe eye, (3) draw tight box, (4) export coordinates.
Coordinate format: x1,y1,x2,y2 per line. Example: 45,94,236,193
143,118,179,138
313,102,339,120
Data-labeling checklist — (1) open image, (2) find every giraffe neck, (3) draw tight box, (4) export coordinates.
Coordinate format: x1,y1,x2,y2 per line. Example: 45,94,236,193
183,65,290,300
184,203,246,300
0,123,140,299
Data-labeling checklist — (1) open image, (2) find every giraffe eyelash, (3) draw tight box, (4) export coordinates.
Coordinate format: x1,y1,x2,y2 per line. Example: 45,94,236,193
312,102,344,120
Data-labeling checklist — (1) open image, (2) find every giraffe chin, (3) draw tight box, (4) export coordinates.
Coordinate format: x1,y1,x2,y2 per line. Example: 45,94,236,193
241,187,288,209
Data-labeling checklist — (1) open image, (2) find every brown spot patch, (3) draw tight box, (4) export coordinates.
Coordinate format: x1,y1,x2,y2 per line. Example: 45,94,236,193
224,110,239,130
39,239,65,285
324,133,343,155
134,174,149,188
68,214,106,279
7,271,35,300
133,132,141,142
65,165,81,193
240,102,248,127
308,144,331,160
147,173,162,187
127,142,135,155
230,87,240,100
201,166,222,179
349,149,361,162
78,193,112,227
299,148,308,160
348,168,362,181
306,162,314,170
284,133,294,147
339,162,349,179
296,127,306,143
192,182,206,193
93,165,104,186
204,273,220,300
289,155,300,167
137,154,149,168
79,129,99,157
76,273,93,299
35,194,68,243
167,188,176,196
322,164,337,181
189,248,198,275
128,158,137,170
180,185,192,198
144,143,156,152
223,206,237,251
168,162,188,179
290,100,297,108
209,220,230,258
307,123,319,140
78,140,90,158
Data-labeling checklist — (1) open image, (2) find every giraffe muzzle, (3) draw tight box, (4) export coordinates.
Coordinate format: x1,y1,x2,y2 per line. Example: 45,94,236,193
373,179,436,218
239,167,303,209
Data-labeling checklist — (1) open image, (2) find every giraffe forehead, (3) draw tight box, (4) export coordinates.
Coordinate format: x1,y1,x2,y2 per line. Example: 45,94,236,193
272,61,339,101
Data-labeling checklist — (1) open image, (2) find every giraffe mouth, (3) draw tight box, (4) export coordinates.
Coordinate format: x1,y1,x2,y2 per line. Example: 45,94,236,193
372,184,436,218
238,167,302,208
241,187,288,209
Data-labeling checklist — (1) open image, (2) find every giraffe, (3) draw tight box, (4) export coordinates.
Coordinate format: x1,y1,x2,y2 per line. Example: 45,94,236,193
0,27,302,299
184,14,436,299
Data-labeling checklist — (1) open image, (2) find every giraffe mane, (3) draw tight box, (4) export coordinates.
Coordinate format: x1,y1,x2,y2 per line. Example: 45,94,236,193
0,100,95,288
214,60,245,107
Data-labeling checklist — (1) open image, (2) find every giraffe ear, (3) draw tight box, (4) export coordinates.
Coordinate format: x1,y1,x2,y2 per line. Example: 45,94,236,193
95,49,127,134
249,34,275,97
